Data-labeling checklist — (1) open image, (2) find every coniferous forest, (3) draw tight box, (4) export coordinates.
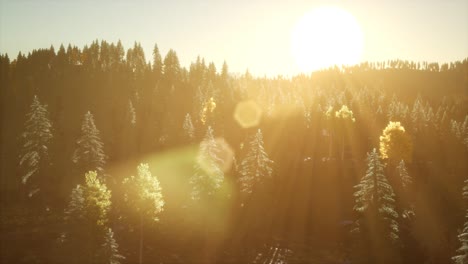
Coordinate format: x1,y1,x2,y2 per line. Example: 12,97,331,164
1,42,468,264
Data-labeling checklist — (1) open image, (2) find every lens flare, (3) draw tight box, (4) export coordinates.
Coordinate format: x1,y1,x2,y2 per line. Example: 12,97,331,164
234,100,262,128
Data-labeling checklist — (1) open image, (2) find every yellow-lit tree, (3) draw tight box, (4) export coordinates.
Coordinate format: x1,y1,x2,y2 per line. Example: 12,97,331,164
61,171,123,264
379,121,413,163
335,105,356,160
122,163,164,264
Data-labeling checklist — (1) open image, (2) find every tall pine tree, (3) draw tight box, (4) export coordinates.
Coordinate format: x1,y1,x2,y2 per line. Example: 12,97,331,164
353,148,399,263
122,163,164,264
190,126,224,200
183,113,195,142
60,171,122,264
239,129,273,194
19,95,53,198
73,111,107,177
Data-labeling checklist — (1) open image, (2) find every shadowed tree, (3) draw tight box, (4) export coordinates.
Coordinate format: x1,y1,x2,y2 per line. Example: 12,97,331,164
397,160,411,189
19,95,53,199
152,44,163,80
99,228,125,264
163,49,180,83
453,179,468,264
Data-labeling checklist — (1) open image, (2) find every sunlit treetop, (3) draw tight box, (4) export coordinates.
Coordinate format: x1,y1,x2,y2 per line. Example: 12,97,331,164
122,163,164,221
200,97,217,125
65,171,111,227
379,121,413,163
335,105,356,122
84,171,111,226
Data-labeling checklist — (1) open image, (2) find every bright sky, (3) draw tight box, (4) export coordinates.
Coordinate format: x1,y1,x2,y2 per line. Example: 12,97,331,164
1,0,467,76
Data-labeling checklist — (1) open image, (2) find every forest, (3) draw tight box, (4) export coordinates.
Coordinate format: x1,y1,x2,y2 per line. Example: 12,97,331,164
0,40,467,264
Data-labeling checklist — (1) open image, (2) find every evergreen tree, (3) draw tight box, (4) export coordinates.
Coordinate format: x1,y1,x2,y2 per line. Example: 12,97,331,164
73,111,107,177
453,179,468,264
380,121,413,163
98,228,125,264
19,95,53,197
397,160,411,189
60,171,117,264
163,49,180,82
127,100,137,126
122,163,164,264
152,43,163,79
239,129,273,194
353,149,399,263
183,113,195,141
190,126,224,200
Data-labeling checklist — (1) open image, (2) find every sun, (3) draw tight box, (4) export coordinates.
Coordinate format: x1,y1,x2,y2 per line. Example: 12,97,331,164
291,6,364,73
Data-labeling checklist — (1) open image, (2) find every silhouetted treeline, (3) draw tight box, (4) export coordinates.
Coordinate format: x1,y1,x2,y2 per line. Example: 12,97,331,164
1,41,467,263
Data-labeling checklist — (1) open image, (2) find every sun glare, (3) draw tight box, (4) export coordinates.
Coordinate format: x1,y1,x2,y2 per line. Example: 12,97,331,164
291,6,364,73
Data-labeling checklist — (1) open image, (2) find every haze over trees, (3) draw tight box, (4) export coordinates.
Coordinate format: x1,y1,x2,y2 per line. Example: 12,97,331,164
0,41,467,263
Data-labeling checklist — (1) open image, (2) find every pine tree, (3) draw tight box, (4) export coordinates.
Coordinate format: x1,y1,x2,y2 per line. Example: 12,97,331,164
453,180,468,264
190,126,224,200
122,163,164,264
183,113,195,141
152,43,163,79
98,228,125,264
61,171,117,264
73,111,107,177
397,160,411,189
353,149,399,263
127,100,136,126
239,129,273,194
19,95,53,197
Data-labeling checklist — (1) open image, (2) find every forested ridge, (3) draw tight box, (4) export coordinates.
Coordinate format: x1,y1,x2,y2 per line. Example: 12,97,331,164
1,41,467,263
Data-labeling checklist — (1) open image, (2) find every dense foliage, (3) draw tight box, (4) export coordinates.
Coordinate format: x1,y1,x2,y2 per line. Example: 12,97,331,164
0,41,467,263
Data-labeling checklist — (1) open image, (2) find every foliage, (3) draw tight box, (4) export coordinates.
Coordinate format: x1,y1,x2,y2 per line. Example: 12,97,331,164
335,105,356,122
65,171,111,226
19,95,53,196
200,96,217,125
1,42,468,263
397,160,411,189
183,113,195,141
99,228,125,264
453,180,468,264
190,126,224,200
61,171,116,264
72,111,107,176
379,121,413,163
122,163,164,221
239,129,274,194
353,149,399,242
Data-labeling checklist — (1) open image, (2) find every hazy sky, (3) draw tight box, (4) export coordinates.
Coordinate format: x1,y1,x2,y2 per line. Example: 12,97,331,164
1,0,467,76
